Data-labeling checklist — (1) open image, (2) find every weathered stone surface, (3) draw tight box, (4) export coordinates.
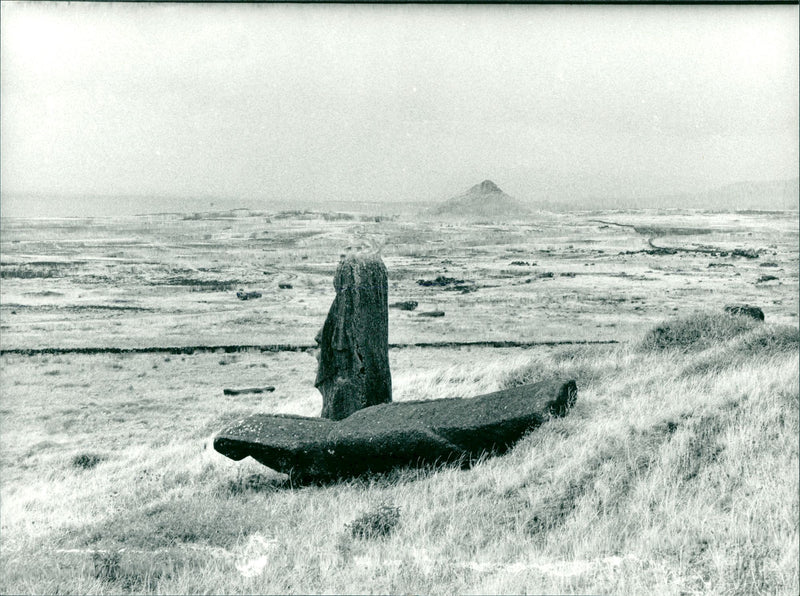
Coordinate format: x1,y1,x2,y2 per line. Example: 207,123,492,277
732,248,759,259
315,253,391,420
214,379,577,482
724,304,765,321
389,300,418,311
236,290,262,300
418,310,445,318
223,386,276,396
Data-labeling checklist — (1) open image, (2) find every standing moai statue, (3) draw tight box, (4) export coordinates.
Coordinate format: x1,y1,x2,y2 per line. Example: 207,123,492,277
315,253,392,420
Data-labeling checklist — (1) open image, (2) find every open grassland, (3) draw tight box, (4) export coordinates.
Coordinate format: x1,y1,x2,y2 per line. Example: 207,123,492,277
0,316,798,594
1,207,798,593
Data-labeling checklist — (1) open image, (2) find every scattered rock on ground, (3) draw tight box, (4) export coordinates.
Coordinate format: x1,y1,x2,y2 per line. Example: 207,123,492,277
214,379,578,482
389,301,418,311
315,253,392,421
756,275,779,284
646,247,679,256
223,386,276,396
236,290,262,300
417,275,465,287
417,275,476,293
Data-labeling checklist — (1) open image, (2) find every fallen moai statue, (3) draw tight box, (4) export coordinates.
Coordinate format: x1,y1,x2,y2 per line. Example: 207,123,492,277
214,378,577,483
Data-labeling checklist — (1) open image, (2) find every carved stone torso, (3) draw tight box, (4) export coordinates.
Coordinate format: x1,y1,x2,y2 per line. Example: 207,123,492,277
315,253,392,420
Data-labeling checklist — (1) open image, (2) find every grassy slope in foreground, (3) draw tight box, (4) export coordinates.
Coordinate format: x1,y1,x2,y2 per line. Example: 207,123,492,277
0,314,798,595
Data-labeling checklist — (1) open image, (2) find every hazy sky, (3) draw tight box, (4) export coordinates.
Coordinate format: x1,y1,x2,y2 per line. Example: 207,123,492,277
1,2,797,206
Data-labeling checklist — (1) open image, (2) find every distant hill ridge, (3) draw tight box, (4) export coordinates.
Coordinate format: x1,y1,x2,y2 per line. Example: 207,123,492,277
429,180,530,218
581,177,799,211
696,177,799,211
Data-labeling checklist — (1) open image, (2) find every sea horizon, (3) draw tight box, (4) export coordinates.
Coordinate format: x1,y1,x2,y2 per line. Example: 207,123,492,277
0,193,428,219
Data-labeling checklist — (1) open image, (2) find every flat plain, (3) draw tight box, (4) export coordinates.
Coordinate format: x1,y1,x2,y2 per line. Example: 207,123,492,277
1,208,797,348
0,206,798,594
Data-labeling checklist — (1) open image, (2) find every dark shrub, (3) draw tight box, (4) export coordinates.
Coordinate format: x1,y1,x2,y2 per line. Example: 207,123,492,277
724,304,765,322
72,453,104,470
347,503,401,539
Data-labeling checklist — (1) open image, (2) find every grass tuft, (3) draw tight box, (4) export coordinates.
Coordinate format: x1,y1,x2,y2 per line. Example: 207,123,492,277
92,550,122,583
734,324,800,355
680,324,800,378
79,496,269,549
91,549,175,592
225,473,287,495
638,311,759,352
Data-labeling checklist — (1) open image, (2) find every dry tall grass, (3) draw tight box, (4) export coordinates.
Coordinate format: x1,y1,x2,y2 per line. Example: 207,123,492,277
0,315,797,594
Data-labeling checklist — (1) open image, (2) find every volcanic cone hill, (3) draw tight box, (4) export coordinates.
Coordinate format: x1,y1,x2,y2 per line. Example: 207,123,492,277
428,180,531,219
